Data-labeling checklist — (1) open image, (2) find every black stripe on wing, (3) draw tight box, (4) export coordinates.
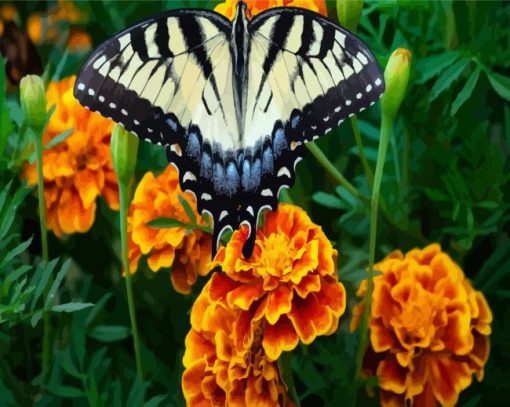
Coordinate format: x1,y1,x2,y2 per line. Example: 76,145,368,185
249,8,385,141
73,9,231,144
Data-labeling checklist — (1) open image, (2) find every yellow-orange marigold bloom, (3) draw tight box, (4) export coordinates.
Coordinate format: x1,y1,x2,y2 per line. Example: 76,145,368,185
210,203,346,360
351,244,492,407
23,76,119,236
182,280,295,407
127,165,213,294
215,0,327,20
67,30,92,52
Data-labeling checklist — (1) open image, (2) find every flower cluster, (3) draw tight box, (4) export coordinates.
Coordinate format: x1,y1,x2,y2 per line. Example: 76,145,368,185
27,0,91,52
351,244,492,406
215,0,327,20
127,165,213,294
23,75,119,236
182,204,346,405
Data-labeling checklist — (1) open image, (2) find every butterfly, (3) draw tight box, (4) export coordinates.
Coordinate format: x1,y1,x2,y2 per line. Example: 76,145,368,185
74,1,384,259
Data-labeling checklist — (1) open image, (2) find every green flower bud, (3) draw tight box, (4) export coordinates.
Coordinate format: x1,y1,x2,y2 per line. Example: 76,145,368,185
337,0,364,32
111,124,139,187
20,74,46,130
381,48,412,120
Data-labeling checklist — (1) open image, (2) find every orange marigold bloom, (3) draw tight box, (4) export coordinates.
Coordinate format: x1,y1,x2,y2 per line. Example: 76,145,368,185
67,30,92,52
215,0,327,20
23,76,119,236
127,165,213,294
210,203,346,360
351,244,492,407
183,280,295,407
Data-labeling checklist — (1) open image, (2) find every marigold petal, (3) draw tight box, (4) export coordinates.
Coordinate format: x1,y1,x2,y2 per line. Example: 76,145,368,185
427,355,472,407
377,357,407,394
262,317,299,361
227,282,265,311
147,246,175,272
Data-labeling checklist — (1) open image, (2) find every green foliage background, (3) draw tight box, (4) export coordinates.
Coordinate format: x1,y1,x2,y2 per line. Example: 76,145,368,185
0,0,509,406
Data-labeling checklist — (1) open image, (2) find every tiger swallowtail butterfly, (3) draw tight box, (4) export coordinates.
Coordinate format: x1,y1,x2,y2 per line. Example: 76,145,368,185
74,1,384,258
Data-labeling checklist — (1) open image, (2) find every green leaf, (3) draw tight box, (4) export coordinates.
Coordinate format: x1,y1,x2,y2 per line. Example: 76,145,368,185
148,217,188,229
44,258,72,310
49,385,84,398
31,258,59,310
415,51,460,84
85,292,112,327
487,71,510,101
44,128,74,150
430,58,470,101
0,237,33,268
30,309,43,327
51,302,94,313
179,194,196,225
312,192,344,209
88,325,131,342
146,395,167,407
451,67,481,115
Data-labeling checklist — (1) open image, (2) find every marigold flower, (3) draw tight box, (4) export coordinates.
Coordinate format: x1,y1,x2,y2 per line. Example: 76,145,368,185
182,280,295,407
210,203,346,361
351,244,492,407
22,76,119,236
215,0,327,20
127,165,213,294
67,30,92,52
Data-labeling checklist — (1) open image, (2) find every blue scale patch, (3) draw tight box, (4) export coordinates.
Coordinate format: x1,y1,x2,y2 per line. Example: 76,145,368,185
187,131,201,161
273,128,287,158
200,151,212,178
225,162,240,196
262,147,274,176
241,159,251,191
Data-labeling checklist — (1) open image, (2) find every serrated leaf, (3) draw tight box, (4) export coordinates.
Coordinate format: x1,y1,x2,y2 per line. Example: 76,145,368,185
451,67,481,115
0,237,33,268
44,258,72,310
487,71,510,101
51,302,94,313
88,325,131,342
415,51,460,84
178,194,196,225
85,292,112,327
430,58,470,101
31,258,59,310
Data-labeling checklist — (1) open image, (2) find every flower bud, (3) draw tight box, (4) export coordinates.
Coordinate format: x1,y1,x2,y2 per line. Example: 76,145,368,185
337,0,364,32
20,74,46,130
381,48,411,120
111,124,139,187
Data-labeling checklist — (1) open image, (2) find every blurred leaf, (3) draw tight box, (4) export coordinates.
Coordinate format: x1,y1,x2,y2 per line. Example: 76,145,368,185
0,237,32,268
49,385,84,398
415,51,460,84
451,67,481,115
146,395,167,407
44,129,74,150
88,325,130,342
312,192,344,209
486,71,510,101
430,58,470,100
51,303,94,313
31,258,59,311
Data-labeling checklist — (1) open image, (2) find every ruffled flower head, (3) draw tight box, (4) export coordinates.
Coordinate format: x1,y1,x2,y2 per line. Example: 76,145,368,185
351,244,492,407
127,165,212,294
210,203,346,360
23,75,119,236
182,280,295,407
215,0,327,20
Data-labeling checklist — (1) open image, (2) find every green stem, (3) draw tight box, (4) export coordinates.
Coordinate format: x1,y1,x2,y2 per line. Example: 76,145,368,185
33,127,51,377
351,117,374,188
119,182,144,384
354,113,393,383
278,352,301,407
306,142,370,206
